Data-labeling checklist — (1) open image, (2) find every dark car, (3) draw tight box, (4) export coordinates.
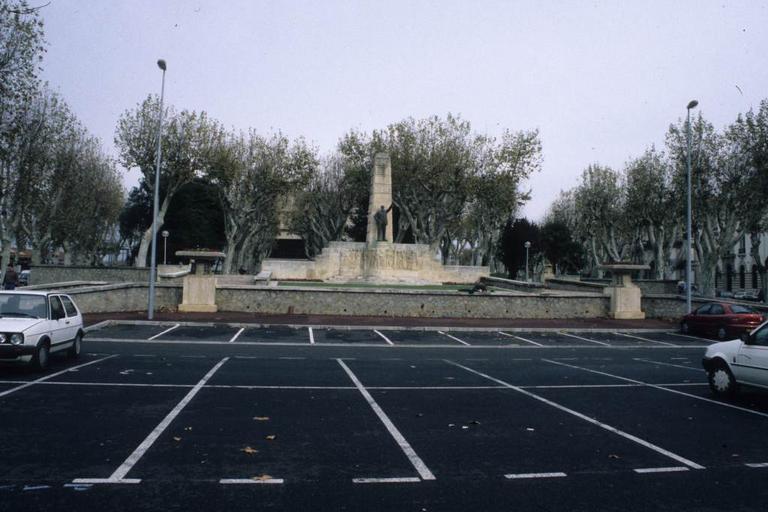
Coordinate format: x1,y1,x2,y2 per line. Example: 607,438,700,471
681,302,765,340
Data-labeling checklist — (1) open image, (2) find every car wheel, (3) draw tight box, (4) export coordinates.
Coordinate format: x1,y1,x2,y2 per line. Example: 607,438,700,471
717,327,727,340
681,321,690,334
30,341,50,371
68,333,82,358
708,362,737,397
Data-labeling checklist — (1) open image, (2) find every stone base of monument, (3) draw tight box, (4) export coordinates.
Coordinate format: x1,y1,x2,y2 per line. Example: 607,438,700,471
599,263,649,320
178,275,218,312
262,241,488,284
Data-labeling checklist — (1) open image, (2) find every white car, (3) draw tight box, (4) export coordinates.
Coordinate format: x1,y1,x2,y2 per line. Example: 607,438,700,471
703,320,768,396
0,291,84,371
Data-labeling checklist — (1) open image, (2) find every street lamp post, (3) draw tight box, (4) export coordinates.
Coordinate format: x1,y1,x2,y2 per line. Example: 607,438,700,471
524,241,531,282
148,59,167,320
161,230,169,265
685,100,698,314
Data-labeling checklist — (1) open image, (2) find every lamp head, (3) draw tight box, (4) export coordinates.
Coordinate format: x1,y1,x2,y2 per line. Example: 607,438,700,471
524,241,531,249
157,59,167,71
687,100,698,110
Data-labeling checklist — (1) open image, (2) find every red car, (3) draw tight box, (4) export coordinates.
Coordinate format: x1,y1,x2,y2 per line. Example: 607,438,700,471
681,302,765,340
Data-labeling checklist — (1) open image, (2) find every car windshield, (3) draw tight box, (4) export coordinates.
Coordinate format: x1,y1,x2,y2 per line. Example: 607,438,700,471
731,305,756,314
0,294,47,319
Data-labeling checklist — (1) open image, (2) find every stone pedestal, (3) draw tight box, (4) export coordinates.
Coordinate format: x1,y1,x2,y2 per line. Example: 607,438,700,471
179,275,218,312
541,261,555,282
599,263,650,319
176,250,225,313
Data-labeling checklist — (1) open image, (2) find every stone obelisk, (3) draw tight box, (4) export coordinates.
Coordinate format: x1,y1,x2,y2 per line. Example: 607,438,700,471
367,153,394,244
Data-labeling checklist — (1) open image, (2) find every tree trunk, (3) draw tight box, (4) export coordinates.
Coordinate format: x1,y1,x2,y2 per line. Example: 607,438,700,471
134,192,173,268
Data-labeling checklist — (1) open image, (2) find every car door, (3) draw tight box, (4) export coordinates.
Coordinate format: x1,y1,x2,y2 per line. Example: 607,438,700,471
690,304,712,334
59,295,81,341
708,304,726,337
735,324,768,386
48,295,69,350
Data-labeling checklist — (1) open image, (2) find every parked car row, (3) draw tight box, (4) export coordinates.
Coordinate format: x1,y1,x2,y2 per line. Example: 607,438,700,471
717,289,764,302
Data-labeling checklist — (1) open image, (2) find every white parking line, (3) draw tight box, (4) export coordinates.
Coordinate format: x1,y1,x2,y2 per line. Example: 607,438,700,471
337,359,435,481
542,359,768,420
147,324,180,341
373,330,394,346
446,360,705,470
633,467,689,474
558,332,610,346
745,463,768,468
666,332,713,343
633,358,701,372
615,332,675,346
228,328,245,343
73,357,229,485
220,478,284,485
505,472,567,479
308,327,315,345
353,477,421,484
437,331,470,346
0,355,118,399
498,331,544,346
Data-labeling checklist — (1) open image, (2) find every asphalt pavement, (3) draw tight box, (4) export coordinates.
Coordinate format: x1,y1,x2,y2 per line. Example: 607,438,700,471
2,322,768,511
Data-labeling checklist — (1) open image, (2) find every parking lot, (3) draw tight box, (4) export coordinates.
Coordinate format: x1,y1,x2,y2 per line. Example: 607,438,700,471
3,322,768,511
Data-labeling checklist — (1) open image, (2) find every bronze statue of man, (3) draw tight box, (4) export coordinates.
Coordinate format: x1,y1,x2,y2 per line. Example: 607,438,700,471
374,204,393,241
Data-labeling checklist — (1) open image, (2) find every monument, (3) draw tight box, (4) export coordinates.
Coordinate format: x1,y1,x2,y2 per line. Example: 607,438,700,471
599,263,650,319
261,153,488,284
176,250,226,312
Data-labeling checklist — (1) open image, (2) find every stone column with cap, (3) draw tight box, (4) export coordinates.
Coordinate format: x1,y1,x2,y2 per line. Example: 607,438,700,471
367,153,394,244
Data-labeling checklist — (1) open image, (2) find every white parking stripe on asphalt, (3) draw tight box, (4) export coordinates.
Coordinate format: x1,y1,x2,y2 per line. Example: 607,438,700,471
353,477,421,484
634,467,689,474
73,357,230,485
220,478,284,484
147,324,180,341
446,360,705,470
337,359,435,481
633,358,701,372
542,359,768,420
437,331,470,346
373,330,394,345
498,332,544,346
504,472,567,479
558,332,610,346
308,327,315,344
615,332,676,346
228,328,245,343
0,355,118,399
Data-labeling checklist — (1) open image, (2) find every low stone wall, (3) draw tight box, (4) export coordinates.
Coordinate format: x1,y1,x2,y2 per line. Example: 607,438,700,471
585,278,678,295
215,286,608,319
64,283,181,313
30,265,151,285
41,281,750,321
546,278,606,293
480,276,544,292
260,259,317,280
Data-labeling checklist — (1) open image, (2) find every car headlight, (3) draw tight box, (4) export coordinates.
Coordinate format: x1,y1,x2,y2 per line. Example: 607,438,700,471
10,333,23,345
0,334,5,344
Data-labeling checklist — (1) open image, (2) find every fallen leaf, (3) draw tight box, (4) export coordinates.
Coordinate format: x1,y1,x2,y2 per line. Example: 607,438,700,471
252,474,273,481
241,446,258,455
184,427,193,431
526,427,535,432
469,420,481,425
265,435,277,441
173,437,181,442
461,426,469,430
253,417,270,421
608,454,620,459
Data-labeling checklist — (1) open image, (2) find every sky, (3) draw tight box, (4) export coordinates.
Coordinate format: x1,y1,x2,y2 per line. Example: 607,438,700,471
37,0,768,220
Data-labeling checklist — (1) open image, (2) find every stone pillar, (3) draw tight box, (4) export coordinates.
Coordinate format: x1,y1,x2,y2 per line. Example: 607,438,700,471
176,251,226,313
367,153,393,244
599,264,650,319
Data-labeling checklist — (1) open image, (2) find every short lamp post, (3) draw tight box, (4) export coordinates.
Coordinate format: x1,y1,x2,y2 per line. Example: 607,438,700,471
524,241,531,282
685,99,698,314
161,230,169,265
